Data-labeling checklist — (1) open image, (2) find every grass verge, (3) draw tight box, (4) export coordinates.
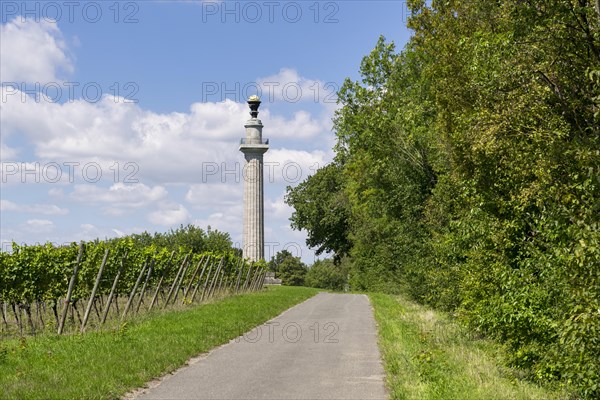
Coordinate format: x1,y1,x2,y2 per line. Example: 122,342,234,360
369,292,572,400
0,286,318,400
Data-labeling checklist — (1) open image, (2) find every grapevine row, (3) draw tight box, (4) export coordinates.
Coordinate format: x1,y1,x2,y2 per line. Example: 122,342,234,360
0,238,267,336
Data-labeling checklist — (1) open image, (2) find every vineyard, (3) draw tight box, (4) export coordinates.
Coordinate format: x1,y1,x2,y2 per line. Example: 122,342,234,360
0,238,267,337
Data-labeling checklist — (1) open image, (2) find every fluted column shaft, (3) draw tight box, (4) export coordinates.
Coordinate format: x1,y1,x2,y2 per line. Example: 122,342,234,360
243,150,265,261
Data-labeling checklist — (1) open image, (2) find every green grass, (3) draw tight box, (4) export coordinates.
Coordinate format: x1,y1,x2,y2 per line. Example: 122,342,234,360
369,292,572,400
0,286,318,400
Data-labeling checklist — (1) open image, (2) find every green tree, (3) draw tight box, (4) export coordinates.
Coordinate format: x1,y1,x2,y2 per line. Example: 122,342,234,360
286,1,599,396
305,258,348,291
268,250,307,286
285,162,352,264
204,226,233,253
331,35,437,293
406,1,599,394
125,224,234,254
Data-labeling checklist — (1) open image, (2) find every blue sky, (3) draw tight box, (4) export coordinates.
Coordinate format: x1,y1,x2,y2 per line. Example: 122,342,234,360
0,1,412,263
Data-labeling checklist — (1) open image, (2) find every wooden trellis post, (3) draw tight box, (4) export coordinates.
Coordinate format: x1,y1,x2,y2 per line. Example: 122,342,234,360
242,263,254,291
234,259,244,293
101,250,128,324
182,255,205,304
80,248,109,332
164,254,189,308
171,258,191,305
190,256,211,303
207,258,224,299
58,243,84,335
122,260,148,318
149,250,175,310
199,261,215,302
135,259,155,313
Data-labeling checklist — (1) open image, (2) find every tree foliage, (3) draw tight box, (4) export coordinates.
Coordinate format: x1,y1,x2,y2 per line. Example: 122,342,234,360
286,1,599,396
268,250,307,286
305,258,349,291
285,163,352,264
125,224,233,254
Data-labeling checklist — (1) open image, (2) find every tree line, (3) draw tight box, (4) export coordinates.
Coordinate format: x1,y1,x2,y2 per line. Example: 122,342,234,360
286,1,599,397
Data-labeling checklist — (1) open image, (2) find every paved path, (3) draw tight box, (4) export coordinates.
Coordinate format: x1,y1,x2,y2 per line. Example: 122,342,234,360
135,293,387,400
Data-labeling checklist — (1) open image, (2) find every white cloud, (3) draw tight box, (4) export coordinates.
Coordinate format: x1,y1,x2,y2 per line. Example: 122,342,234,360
266,195,293,219
70,183,168,207
112,229,126,237
264,148,332,183
193,208,242,244
0,199,69,215
80,223,96,232
0,18,73,83
2,86,334,185
185,183,242,208
148,203,191,226
186,100,248,140
69,224,140,243
257,68,338,104
68,183,168,217
0,142,19,162
75,223,109,242
266,110,326,139
48,187,64,197
24,219,54,232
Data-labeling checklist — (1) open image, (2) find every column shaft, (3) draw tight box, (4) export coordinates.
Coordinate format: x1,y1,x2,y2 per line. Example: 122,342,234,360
243,151,264,261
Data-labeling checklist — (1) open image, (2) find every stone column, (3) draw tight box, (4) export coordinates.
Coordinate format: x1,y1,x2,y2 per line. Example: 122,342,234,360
239,96,269,262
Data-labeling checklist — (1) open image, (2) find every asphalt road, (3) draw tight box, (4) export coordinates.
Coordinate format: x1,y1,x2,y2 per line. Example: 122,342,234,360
135,292,387,400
